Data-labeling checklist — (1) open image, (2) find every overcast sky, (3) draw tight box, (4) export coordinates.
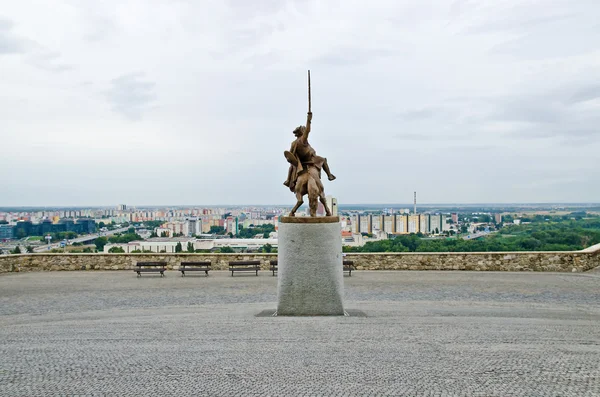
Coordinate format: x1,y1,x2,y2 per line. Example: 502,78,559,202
1,0,599,206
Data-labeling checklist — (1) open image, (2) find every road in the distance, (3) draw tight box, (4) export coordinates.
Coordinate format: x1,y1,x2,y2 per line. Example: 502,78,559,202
32,227,130,252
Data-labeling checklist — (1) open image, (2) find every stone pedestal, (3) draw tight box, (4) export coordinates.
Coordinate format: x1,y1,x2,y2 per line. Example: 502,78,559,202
277,216,344,316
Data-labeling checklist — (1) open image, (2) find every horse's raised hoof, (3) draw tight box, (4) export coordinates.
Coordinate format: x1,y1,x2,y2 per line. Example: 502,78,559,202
328,174,336,181
288,213,296,217
283,181,290,187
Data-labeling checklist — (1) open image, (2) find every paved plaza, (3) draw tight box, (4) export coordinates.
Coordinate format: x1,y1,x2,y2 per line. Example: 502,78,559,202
1,270,599,396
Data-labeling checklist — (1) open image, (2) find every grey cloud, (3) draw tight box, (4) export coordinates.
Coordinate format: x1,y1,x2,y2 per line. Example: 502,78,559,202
0,17,31,54
316,47,394,66
397,107,440,121
225,0,288,18
481,91,600,142
566,85,600,104
466,12,576,35
394,132,433,140
105,73,156,120
84,15,117,42
27,51,73,72
489,99,563,124
398,88,599,144
0,17,72,72
491,35,597,60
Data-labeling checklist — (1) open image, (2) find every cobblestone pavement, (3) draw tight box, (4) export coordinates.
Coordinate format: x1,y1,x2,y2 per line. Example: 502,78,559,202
1,271,599,396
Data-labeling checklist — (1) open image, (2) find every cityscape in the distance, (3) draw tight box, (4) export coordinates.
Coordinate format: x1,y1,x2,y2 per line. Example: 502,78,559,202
2,196,599,255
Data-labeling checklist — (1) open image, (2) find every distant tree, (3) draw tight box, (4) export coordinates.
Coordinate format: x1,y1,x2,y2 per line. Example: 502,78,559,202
150,231,158,238
209,226,225,234
98,222,106,229
11,246,21,254
261,243,273,253
108,246,125,253
187,242,194,253
95,236,108,251
175,242,183,253
219,246,234,253
435,227,439,234
228,232,234,238
161,231,169,237
25,246,34,253
127,227,135,234
108,233,142,244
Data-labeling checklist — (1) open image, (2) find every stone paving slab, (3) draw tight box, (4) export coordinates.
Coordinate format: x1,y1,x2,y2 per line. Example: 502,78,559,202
0,271,599,396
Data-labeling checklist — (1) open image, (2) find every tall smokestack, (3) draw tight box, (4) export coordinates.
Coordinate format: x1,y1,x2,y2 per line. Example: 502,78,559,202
414,191,417,214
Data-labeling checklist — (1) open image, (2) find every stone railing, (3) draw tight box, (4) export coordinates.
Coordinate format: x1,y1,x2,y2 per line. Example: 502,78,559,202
1,245,599,274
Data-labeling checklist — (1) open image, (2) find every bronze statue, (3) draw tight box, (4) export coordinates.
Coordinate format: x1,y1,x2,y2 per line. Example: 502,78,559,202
284,71,336,217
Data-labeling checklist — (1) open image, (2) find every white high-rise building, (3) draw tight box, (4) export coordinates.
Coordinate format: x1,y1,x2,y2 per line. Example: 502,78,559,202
429,215,443,234
408,215,419,233
383,215,395,234
185,218,202,236
419,214,430,234
325,195,338,216
371,215,382,231
396,214,408,234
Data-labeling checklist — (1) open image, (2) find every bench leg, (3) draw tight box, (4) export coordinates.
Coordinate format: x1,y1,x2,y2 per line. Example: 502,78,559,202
181,271,185,277
231,271,234,277
205,271,209,277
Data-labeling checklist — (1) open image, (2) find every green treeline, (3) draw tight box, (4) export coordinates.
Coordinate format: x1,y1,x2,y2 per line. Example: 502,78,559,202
237,224,275,239
344,216,600,253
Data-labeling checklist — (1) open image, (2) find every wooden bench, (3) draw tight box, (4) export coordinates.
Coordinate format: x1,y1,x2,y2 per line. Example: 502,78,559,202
268,260,354,276
134,262,166,277
228,260,260,276
343,260,355,276
269,260,278,276
179,261,211,277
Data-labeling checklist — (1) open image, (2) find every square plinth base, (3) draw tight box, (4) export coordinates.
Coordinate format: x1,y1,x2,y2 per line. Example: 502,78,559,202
277,218,344,316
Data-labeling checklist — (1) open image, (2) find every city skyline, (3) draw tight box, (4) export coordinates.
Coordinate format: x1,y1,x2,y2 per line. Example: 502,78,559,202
2,1,600,206
2,201,600,211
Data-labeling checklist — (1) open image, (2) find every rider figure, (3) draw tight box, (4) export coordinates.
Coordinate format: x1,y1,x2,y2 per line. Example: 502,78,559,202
284,112,336,192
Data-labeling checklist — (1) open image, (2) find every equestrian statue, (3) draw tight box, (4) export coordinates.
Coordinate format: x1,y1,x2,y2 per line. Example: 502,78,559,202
284,71,336,217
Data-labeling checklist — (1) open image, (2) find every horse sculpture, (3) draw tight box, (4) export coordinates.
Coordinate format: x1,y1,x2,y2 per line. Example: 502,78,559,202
285,151,332,217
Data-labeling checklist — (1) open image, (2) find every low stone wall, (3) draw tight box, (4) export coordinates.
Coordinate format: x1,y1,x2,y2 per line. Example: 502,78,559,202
0,246,599,274
0,253,277,274
348,251,599,272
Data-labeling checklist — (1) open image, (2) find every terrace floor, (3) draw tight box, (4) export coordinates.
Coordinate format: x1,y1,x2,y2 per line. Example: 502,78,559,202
1,270,600,396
